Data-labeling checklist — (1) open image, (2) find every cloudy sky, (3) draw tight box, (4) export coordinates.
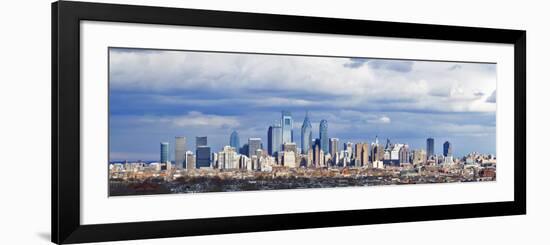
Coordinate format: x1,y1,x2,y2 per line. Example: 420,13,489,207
108,47,497,162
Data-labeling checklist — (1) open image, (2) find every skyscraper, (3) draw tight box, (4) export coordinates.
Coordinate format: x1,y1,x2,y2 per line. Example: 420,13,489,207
281,111,293,144
248,138,262,158
354,143,364,167
160,142,169,163
230,131,240,150
427,138,435,157
196,136,207,149
319,120,328,153
329,138,339,158
175,136,186,169
185,151,195,169
268,124,282,156
314,142,320,167
363,144,369,164
196,146,211,168
301,112,312,154
443,141,452,157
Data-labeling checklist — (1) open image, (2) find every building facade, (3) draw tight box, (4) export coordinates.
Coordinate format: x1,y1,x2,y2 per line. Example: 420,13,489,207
281,111,293,144
268,124,282,156
248,138,262,158
427,138,435,157
230,131,240,151
160,142,169,163
196,136,207,148
319,120,329,154
301,112,312,154
196,146,211,168
175,136,186,169
443,141,452,157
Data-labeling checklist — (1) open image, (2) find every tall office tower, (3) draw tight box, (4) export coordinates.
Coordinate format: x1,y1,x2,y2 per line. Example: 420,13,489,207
230,131,240,150
281,111,293,144
345,142,354,159
301,112,312,154
307,148,314,167
248,138,262,158
218,146,238,169
427,138,435,157
185,151,195,170
268,124,282,156
354,143,364,167
196,136,207,149
399,144,410,164
160,142,169,163
314,143,320,167
196,146,211,168
361,143,369,166
443,141,452,157
175,136,186,169
370,139,383,162
329,138,339,158
319,120,328,153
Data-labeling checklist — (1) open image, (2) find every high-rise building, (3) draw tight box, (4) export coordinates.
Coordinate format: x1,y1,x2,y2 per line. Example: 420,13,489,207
230,131,240,150
218,146,238,169
196,146,211,168
329,138,339,158
268,124,282,156
281,111,293,144
196,136,207,149
399,144,410,165
427,138,435,157
175,136,186,169
354,143,364,167
319,120,328,153
361,143,369,166
160,142,169,163
185,151,195,169
443,141,452,157
314,143,321,167
248,138,262,158
301,112,312,154
412,149,427,165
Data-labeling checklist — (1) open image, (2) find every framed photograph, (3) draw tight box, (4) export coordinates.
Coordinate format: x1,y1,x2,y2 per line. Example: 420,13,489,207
52,1,526,244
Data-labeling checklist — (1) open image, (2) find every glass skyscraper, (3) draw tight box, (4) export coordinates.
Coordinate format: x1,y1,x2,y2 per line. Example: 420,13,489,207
281,111,293,144
230,131,240,150
268,125,282,156
160,142,169,163
175,136,186,169
196,136,207,149
319,120,328,153
196,146,211,168
426,138,435,157
443,141,452,157
301,112,312,154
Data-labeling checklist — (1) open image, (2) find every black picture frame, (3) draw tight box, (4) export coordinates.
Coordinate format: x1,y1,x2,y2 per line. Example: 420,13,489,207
52,1,526,244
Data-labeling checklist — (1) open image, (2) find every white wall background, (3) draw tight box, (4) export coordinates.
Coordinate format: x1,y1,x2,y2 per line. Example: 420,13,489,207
0,0,547,244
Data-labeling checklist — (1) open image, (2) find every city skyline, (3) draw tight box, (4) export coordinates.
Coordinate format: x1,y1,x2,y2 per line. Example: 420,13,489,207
109,48,497,162
115,110,487,164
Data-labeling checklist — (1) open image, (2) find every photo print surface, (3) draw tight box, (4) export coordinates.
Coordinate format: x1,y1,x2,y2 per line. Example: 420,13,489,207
108,47,497,196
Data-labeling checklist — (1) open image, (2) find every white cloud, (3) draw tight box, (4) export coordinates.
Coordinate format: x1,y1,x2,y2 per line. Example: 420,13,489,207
378,116,391,124
110,48,497,113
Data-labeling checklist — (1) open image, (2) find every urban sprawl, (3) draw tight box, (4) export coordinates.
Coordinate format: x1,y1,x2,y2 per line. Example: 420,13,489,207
109,111,496,196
